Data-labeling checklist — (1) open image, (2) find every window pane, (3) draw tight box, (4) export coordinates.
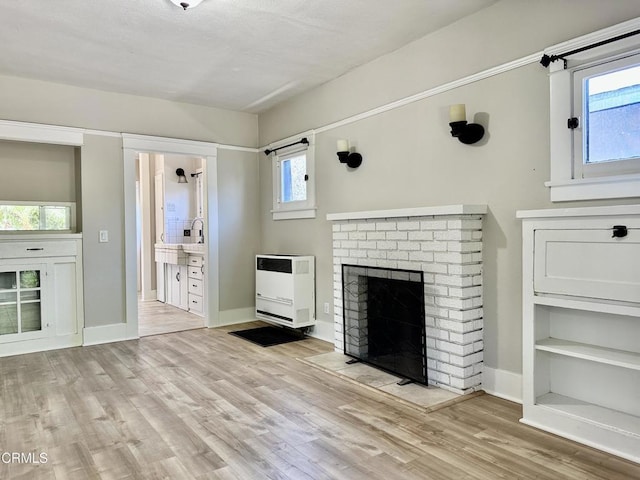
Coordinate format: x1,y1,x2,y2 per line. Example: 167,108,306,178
0,205,39,230
0,298,18,336
0,272,17,290
586,64,640,164
42,206,70,230
0,204,71,231
20,302,41,333
20,271,40,289
281,153,307,203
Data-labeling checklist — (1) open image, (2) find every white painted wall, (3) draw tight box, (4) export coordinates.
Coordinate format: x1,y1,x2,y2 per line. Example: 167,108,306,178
257,1,640,400
0,140,77,202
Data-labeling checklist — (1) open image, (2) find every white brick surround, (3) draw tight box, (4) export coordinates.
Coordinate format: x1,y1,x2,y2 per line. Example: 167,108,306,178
327,205,487,394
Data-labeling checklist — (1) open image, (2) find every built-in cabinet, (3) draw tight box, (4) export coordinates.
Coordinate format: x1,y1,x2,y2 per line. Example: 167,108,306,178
517,205,640,464
155,246,204,315
0,236,83,357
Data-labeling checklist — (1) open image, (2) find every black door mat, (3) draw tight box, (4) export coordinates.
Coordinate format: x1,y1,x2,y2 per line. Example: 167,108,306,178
229,326,305,347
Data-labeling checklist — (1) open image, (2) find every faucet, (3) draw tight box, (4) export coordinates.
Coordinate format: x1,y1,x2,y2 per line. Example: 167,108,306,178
190,217,205,244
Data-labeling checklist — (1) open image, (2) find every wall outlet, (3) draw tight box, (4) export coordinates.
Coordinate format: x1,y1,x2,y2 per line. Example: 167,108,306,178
323,302,330,314
183,229,191,236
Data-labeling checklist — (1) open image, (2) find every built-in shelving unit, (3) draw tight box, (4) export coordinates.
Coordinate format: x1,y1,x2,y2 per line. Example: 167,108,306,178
517,205,640,464
0,235,84,357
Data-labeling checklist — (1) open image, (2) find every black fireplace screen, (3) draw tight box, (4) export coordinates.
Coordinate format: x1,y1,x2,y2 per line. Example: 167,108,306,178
342,264,426,384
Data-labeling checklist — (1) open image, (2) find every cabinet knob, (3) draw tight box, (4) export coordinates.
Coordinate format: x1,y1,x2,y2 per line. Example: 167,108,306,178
612,225,628,238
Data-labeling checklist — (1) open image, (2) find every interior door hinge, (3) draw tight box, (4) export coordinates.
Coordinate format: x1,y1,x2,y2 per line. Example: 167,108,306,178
567,117,579,129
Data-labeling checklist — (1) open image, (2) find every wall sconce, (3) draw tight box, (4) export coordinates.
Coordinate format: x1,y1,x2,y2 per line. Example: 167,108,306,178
336,139,363,168
449,104,485,145
176,168,188,183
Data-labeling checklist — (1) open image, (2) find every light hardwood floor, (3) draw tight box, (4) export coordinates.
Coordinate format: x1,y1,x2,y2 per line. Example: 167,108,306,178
138,299,204,337
1,322,639,479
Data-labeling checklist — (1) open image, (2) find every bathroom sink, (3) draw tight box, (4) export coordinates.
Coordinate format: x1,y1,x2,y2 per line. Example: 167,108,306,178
154,243,182,250
154,243,187,264
181,243,205,254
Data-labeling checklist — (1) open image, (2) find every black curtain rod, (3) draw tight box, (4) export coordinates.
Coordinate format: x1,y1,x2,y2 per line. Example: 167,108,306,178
264,137,308,156
540,28,640,68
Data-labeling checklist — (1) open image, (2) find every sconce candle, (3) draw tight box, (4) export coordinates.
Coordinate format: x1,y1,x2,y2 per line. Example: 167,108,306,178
337,139,349,152
449,104,466,123
336,139,362,168
448,104,485,145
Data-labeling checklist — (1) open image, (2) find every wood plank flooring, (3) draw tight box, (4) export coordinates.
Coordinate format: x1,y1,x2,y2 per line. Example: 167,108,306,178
1,322,639,479
138,299,204,337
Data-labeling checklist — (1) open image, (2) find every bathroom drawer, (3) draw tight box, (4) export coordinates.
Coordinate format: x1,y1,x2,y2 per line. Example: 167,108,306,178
188,266,203,280
188,278,203,296
188,294,203,315
534,228,640,303
188,255,203,267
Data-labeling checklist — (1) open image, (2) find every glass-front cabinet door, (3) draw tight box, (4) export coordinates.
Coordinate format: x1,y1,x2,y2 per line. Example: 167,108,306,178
0,265,46,343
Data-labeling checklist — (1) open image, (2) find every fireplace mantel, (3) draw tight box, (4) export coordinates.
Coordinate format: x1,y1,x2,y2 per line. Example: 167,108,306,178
327,204,487,222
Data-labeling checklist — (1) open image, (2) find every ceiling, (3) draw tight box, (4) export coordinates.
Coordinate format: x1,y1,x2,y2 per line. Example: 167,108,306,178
0,0,497,113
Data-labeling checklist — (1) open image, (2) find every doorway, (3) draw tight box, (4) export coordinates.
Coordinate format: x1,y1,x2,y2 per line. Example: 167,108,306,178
136,151,207,336
123,134,219,340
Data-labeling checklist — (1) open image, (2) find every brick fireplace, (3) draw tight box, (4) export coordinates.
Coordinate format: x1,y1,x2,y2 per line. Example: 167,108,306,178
327,205,487,394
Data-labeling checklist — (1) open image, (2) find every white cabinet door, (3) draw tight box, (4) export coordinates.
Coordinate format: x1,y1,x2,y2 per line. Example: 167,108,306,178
534,228,640,303
167,264,188,311
0,265,48,343
156,262,166,302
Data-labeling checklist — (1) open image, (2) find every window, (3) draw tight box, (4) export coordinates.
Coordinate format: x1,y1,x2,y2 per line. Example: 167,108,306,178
271,135,316,220
280,151,307,203
0,202,74,231
546,25,640,202
574,54,640,178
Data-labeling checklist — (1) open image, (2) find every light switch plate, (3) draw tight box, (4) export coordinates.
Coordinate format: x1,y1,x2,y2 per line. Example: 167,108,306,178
99,230,109,243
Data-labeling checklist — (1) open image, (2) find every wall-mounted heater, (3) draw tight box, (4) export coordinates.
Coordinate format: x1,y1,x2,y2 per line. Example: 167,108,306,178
255,254,315,328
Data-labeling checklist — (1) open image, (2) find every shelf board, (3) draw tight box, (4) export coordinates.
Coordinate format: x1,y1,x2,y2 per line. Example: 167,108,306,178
536,392,640,438
536,338,640,371
533,294,640,317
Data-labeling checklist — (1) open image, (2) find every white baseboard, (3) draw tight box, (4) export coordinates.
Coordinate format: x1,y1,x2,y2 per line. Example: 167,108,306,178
217,307,256,327
83,323,138,346
0,334,82,358
482,366,522,404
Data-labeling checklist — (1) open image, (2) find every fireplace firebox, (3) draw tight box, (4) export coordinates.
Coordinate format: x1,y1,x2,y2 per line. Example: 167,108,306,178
342,264,426,384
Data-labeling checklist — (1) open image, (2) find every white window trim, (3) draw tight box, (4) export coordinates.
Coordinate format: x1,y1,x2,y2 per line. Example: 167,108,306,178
269,132,317,220
545,18,640,202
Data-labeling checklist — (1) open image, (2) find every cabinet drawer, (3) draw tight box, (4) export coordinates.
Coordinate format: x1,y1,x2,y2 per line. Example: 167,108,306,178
0,240,77,259
188,294,203,314
188,266,203,280
188,278,203,296
188,255,203,267
534,228,640,303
